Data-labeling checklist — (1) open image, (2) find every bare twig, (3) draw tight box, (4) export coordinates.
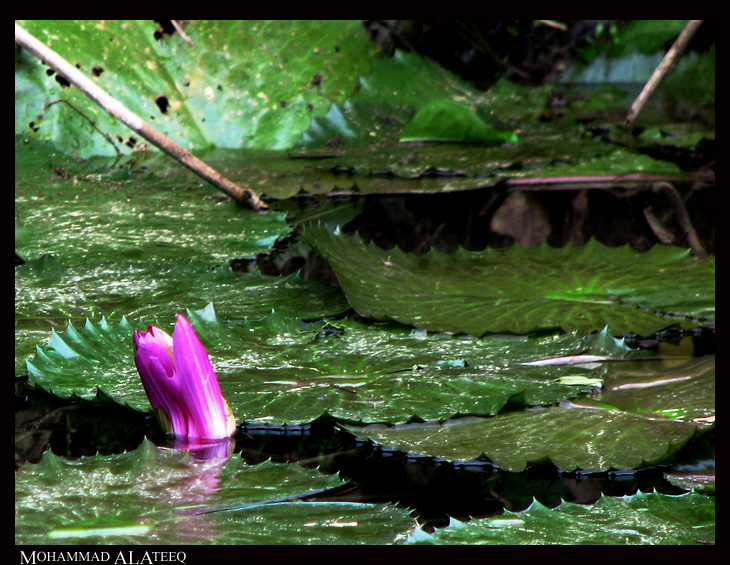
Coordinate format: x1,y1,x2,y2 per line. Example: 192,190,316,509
643,206,677,244
170,20,195,46
624,20,704,131
15,23,267,212
652,181,707,259
505,174,699,191
44,99,122,155
535,20,568,32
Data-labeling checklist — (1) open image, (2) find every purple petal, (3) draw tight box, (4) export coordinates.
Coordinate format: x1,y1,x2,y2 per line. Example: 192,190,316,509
134,327,185,435
134,328,175,378
172,315,231,439
134,317,235,441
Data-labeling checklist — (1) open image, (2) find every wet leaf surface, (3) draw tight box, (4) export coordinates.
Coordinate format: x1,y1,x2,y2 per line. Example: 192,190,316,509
399,99,517,144
15,439,414,545
350,401,700,472
24,306,612,423
345,355,713,471
406,492,714,545
16,20,714,544
304,223,714,336
15,20,375,156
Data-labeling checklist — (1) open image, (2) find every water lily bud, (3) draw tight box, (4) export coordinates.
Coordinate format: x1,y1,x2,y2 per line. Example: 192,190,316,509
134,314,236,441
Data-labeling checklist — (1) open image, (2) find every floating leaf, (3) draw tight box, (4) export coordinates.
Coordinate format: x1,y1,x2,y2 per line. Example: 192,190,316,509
400,99,517,144
14,163,350,325
347,355,713,470
15,20,375,155
351,405,698,471
406,492,714,545
25,316,146,410
15,439,415,545
24,305,615,425
304,224,714,336
600,355,715,427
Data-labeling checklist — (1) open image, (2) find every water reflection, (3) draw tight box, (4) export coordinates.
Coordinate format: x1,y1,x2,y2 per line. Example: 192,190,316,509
157,435,236,460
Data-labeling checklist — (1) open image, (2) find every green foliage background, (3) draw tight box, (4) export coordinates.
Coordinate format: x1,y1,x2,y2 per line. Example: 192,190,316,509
16,20,714,545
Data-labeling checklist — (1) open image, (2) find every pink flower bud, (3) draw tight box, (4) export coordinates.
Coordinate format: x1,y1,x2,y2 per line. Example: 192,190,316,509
134,315,236,441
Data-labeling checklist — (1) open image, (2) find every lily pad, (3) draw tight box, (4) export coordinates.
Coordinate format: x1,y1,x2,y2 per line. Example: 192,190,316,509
15,439,415,545
399,99,517,144
348,355,713,471
351,407,699,472
14,153,351,330
406,492,714,545
25,316,149,411
304,223,714,336
15,20,375,156
25,304,627,424
600,355,715,427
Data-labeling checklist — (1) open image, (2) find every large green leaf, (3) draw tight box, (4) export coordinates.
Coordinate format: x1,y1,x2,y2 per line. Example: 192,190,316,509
15,20,375,155
347,355,714,471
304,223,714,336
14,135,292,265
187,308,620,424
15,439,415,545
25,304,624,424
399,99,517,144
352,406,701,471
288,71,690,197
25,316,147,410
406,492,714,545
16,255,348,327
295,49,508,149
14,145,350,333
16,21,696,201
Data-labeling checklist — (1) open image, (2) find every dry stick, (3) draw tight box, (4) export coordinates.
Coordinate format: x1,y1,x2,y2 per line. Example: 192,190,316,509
652,182,707,259
15,23,268,212
624,20,704,130
505,174,701,191
44,99,122,155
170,20,195,46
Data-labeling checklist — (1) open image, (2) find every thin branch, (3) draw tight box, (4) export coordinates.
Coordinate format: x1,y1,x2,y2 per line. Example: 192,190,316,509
44,98,122,155
534,20,568,32
505,173,700,190
170,20,195,46
652,181,707,259
624,20,704,131
15,23,268,212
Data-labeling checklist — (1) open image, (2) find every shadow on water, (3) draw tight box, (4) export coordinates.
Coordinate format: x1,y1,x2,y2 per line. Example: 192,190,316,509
15,373,713,532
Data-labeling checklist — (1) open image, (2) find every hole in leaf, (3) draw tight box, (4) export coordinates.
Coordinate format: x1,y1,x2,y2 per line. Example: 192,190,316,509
154,96,169,114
